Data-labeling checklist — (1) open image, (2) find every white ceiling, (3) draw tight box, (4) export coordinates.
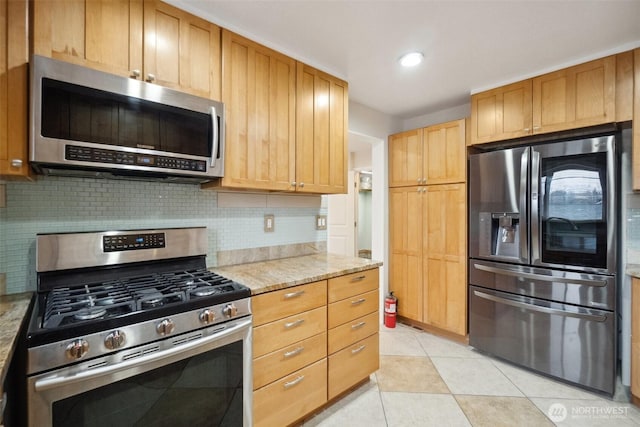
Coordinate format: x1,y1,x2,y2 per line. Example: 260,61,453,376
170,0,640,120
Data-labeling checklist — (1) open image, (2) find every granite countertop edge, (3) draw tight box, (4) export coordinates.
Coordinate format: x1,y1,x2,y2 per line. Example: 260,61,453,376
0,292,33,398
626,264,640,279
212,253,383,295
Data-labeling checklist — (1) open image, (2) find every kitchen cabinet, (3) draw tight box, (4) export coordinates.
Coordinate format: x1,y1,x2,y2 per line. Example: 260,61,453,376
296,63,348,194
218,30,296,191
251,280,328,427
32,0,221,100
389,119,465,187
632,278,640,404
327,269,379,399
470,56,616,145
388,120,467,335
0,0,29,178
251,267,380,425
423,184,467,335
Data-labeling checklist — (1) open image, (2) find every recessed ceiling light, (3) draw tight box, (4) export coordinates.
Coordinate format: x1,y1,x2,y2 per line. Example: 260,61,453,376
399,52,424,67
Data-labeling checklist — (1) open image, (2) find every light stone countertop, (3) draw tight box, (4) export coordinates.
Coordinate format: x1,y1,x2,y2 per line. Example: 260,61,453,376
212,253,382,295
626,264,640,279
0,292,33,398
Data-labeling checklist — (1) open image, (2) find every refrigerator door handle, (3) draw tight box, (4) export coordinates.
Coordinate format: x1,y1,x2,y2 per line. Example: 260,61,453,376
472,290,608,322
519,148,529,264
473,263,607,287
530,149,541,265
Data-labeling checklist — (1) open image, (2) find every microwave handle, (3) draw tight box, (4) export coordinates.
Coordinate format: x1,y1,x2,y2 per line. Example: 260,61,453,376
210,106,219,168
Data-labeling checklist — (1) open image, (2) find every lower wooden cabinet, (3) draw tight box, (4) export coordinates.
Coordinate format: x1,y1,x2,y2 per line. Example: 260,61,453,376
253,358,328,427
632,278,640,402
251,267,380,425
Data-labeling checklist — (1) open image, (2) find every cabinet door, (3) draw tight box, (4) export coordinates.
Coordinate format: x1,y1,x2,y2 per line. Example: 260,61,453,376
143,0,221,99
470,80,532,145
424,119,466,184
221,31,296,191
533,56,615,134
634,49,640,191
388,129,423,187
389,187,423,321
32,0,143,78
424,184,467,335
0,0,28,177
296,63,348,194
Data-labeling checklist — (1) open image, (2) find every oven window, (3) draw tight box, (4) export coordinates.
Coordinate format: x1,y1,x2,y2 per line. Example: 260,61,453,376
540,152,607,268
52,341,243,427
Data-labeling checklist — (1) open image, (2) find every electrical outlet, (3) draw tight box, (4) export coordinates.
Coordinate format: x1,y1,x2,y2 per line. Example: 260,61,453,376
316,215,327,230
264,214,275,232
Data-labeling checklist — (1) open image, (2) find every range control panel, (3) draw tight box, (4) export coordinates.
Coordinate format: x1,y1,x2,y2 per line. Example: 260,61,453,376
103,232,166,252
66,145,207,172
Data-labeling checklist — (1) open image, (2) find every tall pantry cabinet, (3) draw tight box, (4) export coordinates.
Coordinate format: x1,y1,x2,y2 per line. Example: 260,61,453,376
388,119,467,336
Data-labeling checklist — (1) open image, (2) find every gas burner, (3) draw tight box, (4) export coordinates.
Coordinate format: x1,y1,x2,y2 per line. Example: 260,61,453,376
192,286,219,297
138,289,165,309
74,307,107,321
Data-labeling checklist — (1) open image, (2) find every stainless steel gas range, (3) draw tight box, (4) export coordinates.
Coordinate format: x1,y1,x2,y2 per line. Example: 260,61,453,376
26,227,252,427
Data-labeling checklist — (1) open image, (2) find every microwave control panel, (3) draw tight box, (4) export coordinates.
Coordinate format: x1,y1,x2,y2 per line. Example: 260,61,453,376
65,145,207,172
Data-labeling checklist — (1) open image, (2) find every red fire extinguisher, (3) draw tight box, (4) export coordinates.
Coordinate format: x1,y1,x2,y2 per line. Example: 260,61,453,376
384,291,397,328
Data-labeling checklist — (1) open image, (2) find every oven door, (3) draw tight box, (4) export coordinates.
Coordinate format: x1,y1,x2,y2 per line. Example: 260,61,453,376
28,317,252,427
531,134,616,274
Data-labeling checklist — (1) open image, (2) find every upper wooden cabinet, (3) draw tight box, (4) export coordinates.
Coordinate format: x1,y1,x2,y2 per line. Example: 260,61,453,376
633,48,640,190
389,119,465,187
296,63,348,194
470,56,617,145
0,0,29,178
32,0,221,100
219,30,296,191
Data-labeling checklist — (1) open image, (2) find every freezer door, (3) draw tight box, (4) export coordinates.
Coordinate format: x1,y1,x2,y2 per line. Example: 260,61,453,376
469,147,528,264
531,134,616,274
469,286,616,395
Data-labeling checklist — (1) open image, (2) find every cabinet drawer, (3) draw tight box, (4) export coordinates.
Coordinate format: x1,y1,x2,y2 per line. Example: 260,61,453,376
328,333,379,400
328,311,378,354
328,268,379,302
252,280,327,326
328,289,378,329
254,358,328,427
254,332,327,390
253,306,327,358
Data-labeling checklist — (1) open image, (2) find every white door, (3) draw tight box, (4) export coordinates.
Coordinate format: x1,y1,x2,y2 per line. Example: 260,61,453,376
327,171,356,256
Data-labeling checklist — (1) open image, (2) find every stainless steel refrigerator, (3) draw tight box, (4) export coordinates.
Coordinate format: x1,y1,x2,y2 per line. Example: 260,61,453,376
468,131,622,395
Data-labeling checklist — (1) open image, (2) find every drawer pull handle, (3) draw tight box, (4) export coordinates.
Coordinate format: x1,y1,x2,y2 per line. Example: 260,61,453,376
283,375,305,389
351,298,366,306
284,290,305,299
283,347,304,358
284,319,305,329
351,321,366,330
350,275,366,282
351,344,366,355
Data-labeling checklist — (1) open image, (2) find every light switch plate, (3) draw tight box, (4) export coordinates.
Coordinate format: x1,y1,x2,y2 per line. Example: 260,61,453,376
316,215,327,230
264,214,275,232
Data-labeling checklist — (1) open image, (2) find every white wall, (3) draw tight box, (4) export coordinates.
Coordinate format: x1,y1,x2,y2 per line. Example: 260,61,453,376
402,102,471,131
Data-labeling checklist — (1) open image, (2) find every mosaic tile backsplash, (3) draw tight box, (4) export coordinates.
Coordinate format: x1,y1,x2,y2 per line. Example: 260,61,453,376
0,176,327,295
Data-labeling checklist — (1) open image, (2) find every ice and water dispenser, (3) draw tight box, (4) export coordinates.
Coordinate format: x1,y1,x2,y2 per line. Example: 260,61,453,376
478,212,520,259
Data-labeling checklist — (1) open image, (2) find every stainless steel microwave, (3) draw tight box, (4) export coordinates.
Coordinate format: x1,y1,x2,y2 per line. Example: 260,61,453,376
29,55,225,183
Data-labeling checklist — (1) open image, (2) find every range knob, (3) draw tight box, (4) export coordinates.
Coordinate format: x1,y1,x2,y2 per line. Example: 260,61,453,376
200,309,216,324
104,330,127,350
65,339,89,360
223,303,238,318
156,318,175,336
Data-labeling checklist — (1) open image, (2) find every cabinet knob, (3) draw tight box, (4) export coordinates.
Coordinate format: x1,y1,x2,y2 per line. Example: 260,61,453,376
146,73,156,83
299,182,305,188
131,69,141,79
291,181,297,187
524,128,531,133
10,159,22,168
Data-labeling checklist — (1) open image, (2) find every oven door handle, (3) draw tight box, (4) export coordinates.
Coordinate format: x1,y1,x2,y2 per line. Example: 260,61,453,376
473,290,607,322
473,263,607,287
34,317,251,392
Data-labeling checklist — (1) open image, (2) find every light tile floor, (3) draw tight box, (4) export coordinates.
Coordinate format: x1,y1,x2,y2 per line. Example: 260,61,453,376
303,323,640,426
